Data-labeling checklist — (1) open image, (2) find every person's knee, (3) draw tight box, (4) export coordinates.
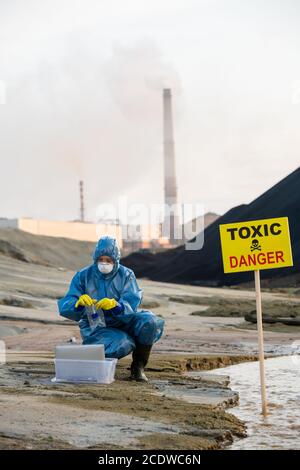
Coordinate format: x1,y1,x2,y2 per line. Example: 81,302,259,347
137,314,162,345
106,335,135,359
119,337,135,358
81,325,135,359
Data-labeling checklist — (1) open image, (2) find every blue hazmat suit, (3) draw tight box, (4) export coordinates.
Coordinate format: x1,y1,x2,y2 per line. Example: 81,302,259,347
57,236,165,359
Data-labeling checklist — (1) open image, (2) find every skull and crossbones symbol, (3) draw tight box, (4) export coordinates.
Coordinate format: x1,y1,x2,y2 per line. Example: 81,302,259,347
250,239,261,252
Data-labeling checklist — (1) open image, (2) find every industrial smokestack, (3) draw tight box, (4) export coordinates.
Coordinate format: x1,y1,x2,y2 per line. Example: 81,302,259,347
79,180,85,222
163,88,179,244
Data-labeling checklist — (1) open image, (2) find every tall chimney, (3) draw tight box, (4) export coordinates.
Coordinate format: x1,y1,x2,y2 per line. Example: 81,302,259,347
79,180,85,222
163,88,179,244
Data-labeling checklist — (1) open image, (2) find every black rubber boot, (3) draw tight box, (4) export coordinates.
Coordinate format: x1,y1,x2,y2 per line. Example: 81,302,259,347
130,343,152,382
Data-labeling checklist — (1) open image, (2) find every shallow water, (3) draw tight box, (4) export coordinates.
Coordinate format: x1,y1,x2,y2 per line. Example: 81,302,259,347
0,324,25,338
209,355,300,449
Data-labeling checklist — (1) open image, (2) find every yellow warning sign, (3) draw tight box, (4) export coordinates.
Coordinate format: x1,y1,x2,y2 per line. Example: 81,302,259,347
219,217,293,273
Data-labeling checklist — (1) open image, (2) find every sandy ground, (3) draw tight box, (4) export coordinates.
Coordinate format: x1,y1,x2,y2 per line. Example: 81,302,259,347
1,253,300,449
0,351,254,450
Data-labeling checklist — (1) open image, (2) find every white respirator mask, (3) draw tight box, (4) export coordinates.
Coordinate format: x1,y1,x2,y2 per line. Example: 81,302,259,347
98,262,114,274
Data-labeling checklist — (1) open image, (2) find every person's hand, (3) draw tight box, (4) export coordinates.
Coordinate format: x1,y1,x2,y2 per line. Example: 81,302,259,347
95,298,117,310
75,294,97,309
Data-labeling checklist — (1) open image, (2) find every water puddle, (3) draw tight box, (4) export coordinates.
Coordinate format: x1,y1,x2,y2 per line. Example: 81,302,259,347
0,324,27,339
208,355,300,449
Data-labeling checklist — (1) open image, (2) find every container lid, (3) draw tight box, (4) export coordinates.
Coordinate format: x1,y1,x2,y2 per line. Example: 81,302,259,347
55,344,105,361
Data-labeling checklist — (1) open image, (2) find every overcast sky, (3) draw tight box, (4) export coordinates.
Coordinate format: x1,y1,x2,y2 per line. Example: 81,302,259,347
0,0,300,222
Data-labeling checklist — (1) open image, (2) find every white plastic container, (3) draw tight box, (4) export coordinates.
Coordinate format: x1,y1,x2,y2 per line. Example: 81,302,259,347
53,358,117,384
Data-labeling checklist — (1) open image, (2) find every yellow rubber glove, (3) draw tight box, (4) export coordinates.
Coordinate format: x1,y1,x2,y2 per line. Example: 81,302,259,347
95,298,117,310
75,294,96,309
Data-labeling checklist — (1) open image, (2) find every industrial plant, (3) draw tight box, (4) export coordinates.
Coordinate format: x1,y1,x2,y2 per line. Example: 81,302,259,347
0,89,218,252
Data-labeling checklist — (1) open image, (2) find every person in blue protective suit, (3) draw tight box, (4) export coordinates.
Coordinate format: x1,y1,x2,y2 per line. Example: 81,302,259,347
57,236,164,382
